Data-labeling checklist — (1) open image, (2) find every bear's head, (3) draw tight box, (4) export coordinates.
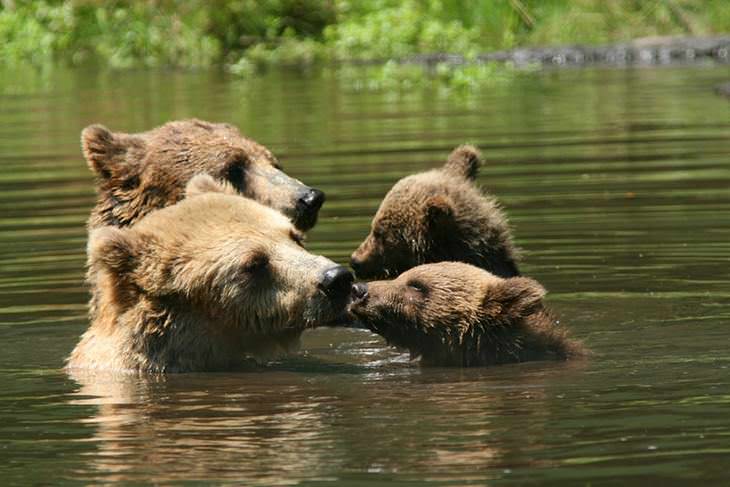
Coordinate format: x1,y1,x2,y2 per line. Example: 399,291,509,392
349,262,564,366
87,175,352,368
82,119,324,231
350,145,519,280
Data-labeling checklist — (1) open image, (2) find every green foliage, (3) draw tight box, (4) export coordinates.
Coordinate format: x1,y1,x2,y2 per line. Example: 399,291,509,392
527,0,730,46
322,1,477,60
334,58,540,96
239,37,324,67
1,0,728,79
0,2,76,66
323,0,534,59
88,3,220,68
207,0,335,56
0,0,220,68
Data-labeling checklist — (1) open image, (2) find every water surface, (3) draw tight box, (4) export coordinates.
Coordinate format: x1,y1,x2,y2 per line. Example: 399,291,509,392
1,65,729,485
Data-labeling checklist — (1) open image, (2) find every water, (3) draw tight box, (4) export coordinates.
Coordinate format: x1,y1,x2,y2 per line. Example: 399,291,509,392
1,65,729,485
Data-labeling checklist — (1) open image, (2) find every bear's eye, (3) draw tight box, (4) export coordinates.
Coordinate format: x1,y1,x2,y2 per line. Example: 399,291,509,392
226,163,244,183
242,253,269,275
225,155,249,187
289,230,305,247
406,279,427,294
121,175,140,190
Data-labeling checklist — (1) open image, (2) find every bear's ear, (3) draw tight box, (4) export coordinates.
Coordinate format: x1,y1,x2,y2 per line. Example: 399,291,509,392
88,226,138,276
81,124,144,180
483,276,546,321
185,174,238,198
424,194,454,229
443,145,482,180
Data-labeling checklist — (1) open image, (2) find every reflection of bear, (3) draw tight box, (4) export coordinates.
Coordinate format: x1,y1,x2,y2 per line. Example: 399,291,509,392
351,145,520,279
66,369,339,485
65,346,585,483
67,175,353,373
350,262,584,367
82,118,324,232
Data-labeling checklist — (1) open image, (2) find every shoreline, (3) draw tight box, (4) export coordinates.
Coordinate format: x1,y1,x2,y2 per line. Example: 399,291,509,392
399,36,730,68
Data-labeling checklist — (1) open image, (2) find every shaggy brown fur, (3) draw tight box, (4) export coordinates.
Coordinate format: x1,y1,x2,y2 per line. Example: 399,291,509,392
350,145,520,279
68,175,352,373
82,118,324,232
349,262,584,367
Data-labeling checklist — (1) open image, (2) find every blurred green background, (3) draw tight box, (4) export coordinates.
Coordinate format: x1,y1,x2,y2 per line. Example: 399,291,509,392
2,0,729,71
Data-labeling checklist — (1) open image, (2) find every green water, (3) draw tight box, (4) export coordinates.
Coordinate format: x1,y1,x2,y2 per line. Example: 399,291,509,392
1,65,729,485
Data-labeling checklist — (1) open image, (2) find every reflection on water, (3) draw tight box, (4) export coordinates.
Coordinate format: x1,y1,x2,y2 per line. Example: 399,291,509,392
64,357,584,485
67,371,339,485
1,65,729,485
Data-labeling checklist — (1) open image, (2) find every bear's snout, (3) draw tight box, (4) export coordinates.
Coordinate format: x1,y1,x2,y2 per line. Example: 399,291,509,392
318,265,354,299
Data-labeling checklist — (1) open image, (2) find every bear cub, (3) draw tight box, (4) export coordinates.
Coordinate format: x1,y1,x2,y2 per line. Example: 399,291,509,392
82,118,324,231
68,175,353,373
349,262,584,367
351,145,520,280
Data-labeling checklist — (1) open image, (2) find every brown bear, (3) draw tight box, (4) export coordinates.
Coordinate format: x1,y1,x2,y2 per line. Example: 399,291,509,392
82,118,324,231
67,175,353,373
350,145,520,280
348,262,584,367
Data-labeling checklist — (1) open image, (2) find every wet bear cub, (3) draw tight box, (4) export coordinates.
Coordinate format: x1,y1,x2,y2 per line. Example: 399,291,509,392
351,145,520,280
349,262,584,367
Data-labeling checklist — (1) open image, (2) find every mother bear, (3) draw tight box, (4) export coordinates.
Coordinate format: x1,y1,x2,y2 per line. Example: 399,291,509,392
82,118,324,231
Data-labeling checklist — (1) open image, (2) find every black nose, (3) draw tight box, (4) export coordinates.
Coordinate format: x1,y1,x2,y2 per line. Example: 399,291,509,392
293,189,325,231
319,265,354,298
351,282,368,303
298,188,325,212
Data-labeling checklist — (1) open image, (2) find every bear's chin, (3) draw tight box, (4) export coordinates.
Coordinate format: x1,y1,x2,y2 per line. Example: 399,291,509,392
346,302,371,324
347,307,404,339
306,309,353,329
291,211,319,233
300,297,353,329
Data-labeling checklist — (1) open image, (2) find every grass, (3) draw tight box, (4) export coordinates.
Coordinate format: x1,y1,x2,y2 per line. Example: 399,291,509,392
1,0,728,88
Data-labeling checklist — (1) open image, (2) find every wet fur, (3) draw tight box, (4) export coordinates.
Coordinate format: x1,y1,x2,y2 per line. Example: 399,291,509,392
82,119,319,325
68,176,345,374
352,145,520,279
83,118,311,230
351,262,585,367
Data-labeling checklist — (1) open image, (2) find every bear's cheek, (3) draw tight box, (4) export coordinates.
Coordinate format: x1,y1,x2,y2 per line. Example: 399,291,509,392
223,283,295,330
204,269,277,312
400,300,426,329
372,290,412,322
380,238,419,274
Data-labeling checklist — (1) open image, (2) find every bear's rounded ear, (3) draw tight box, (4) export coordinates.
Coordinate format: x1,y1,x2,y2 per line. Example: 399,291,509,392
81,124,144,180
88,226,138,275
81,125,118,178
424,194,454,228
483,276,546,320
443,145,482,180
185,174,238,198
